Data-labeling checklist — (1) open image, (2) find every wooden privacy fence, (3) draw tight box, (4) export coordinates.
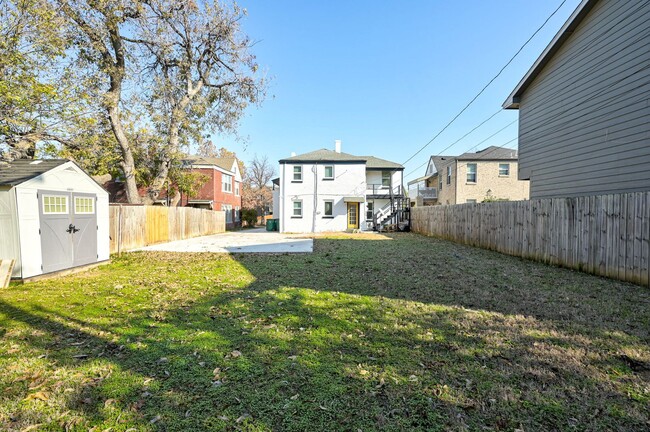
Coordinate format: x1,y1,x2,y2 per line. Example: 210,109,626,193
411,192,650,287
109,205,226,253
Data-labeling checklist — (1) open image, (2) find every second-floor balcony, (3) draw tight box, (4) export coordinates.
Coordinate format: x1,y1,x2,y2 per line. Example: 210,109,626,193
366,184,404,197
409,186,438,200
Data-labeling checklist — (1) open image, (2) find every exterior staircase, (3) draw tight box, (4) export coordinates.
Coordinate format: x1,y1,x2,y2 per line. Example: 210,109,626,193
373,188,410,232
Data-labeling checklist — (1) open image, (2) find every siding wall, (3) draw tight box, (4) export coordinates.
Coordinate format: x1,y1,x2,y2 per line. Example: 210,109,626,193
518,0,650,198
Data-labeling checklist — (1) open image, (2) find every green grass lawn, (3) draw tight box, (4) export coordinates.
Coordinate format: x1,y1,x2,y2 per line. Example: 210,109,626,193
1,232,649,431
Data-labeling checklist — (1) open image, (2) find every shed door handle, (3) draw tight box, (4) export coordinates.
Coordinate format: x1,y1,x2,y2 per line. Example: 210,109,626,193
66,224,80,234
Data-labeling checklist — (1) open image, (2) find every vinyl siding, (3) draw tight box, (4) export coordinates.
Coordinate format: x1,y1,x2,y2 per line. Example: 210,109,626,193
517,0,650,198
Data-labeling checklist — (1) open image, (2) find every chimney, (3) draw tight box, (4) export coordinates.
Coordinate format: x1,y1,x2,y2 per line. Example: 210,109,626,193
334,139,342,153
291,152,296,157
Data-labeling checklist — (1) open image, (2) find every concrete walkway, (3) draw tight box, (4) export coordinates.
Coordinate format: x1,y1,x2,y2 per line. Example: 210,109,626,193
137,228,313,253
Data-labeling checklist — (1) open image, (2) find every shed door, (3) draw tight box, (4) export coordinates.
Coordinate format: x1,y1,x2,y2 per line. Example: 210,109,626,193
38,191,98,273
39,192,74,273
71,193,97,267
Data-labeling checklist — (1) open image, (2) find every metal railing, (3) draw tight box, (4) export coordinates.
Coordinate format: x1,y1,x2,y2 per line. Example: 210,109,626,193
367,184,403,196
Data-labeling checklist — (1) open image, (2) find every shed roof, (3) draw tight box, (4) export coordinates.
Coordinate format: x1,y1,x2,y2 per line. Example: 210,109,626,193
0,159,68,186
503,0,597,109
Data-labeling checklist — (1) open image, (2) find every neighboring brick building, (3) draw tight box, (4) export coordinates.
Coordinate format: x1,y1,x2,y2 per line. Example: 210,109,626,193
408,146,529,206
180,157,243,228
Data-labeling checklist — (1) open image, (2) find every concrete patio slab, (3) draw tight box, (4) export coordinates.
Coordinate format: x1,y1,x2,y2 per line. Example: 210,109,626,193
137,228,313,253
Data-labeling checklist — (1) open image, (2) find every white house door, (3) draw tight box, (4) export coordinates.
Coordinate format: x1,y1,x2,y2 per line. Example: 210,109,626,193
38,191,97,274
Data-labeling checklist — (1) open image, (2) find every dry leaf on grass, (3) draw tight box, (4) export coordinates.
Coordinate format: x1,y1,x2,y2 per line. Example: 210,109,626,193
24,391,49,401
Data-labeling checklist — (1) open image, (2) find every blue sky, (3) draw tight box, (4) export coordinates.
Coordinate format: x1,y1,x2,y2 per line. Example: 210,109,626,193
214,0,582,182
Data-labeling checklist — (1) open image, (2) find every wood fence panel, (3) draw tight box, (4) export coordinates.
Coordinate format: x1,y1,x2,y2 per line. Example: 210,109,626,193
109,205,225,253
412,192,650,287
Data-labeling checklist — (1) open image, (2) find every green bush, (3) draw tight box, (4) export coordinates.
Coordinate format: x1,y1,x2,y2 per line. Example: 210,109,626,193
242,208,258,227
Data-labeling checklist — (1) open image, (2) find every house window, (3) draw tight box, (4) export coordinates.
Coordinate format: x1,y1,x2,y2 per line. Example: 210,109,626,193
439,177,442,190
74,197,94,214
499,163,510,176
324,165,334,180
293,166,302,182
43,195,68,214
222,174,233,192
382,171,391,187
446,166,451,185
323,200,333,217
292,200,302,217
235,206,240,221
466,199,477,204
366,202,374,221
235,181,240,196
222,204,233,223
467,163,477,183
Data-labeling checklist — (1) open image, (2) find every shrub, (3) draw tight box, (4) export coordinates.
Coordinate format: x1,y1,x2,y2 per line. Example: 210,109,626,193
242,208,258,227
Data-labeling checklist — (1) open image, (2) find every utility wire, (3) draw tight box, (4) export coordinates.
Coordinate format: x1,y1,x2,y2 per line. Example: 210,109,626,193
401,0,569,166
404,5,649,183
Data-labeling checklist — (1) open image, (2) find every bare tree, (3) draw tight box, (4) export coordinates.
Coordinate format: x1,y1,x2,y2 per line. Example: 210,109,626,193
127,0,265,203
243,154,275,215
247,154,275,189
56,0,141,203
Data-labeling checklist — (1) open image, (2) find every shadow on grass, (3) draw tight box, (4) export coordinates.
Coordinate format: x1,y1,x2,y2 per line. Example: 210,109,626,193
0,233,649,431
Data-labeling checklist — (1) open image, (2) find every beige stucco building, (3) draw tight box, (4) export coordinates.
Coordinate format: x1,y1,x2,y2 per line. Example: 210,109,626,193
408,146,529,206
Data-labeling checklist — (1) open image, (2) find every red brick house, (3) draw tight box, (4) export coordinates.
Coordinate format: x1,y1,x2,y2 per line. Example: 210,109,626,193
180,157,243,228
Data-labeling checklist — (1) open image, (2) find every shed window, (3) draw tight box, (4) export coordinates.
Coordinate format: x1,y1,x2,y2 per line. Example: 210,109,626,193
43,195,68,214
74,197,95,214
499,163,510,176
467,163,477,183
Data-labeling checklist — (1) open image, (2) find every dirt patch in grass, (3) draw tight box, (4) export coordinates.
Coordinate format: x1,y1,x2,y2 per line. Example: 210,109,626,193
1,233,648,431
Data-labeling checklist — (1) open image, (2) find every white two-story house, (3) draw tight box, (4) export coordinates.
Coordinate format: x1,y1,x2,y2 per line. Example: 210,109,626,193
273,141,405,233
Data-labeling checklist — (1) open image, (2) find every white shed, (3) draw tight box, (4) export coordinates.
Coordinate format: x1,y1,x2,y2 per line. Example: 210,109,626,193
0,159,110,279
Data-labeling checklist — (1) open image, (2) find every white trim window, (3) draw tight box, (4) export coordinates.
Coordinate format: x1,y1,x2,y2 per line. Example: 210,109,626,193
235,181,240,196
223,204,233,223
382,171,391,187
74,197,95,214
323,165,334,180
293,166,303,182
235,206,241,222
467,163,477,183
293,200,303,217
323,200,333,217
43,195,68,214
499,163,510,176
222,174,233,193
366,202,374,221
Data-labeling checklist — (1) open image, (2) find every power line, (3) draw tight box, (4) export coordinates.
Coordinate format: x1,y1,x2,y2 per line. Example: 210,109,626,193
404,118,517,179
405,6,650,183
401,0,569,166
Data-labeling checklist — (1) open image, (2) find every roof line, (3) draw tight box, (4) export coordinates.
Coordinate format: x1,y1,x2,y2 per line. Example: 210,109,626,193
503,0,598,109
